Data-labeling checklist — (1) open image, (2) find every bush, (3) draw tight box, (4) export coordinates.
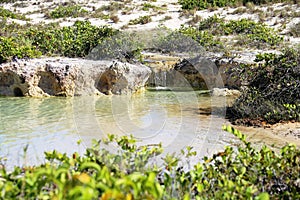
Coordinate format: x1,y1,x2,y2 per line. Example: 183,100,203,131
47,5,88,19
0,36,41,63
179,0,296,10
0,6,26,20
27,21,116,57
178,16,282,50
0,127,299,199
178,26,223,50
196,15,283,47
0,21,116,63
129,15,152,25
227,48,300,124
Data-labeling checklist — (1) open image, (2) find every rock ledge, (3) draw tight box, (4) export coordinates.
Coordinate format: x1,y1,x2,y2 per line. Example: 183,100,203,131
0,58,151,97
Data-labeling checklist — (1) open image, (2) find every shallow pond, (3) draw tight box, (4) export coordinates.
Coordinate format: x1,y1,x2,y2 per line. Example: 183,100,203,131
0,89,240,168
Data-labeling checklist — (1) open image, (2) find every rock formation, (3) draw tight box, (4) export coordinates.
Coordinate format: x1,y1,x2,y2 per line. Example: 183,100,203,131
145,54,249,90
0,58,151,97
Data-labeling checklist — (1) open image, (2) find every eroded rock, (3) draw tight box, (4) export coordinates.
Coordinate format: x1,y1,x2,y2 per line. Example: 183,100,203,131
145,53,252,90
211,88,241,97
0,58,151,97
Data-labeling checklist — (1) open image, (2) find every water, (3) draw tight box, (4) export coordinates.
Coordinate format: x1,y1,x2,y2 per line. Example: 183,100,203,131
0,90,237,168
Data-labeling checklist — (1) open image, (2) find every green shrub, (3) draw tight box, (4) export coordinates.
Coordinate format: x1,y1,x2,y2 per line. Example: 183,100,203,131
27,21,117,57
0,36,41,63
0,128,299,199
0,21,116,63
195,15,283,47
48,5,88,19
227,48,300,124
179,0,296,10
129,15,152,25
0,0,18,2
178,26,223,49
142,3,157,11
0,6,27,20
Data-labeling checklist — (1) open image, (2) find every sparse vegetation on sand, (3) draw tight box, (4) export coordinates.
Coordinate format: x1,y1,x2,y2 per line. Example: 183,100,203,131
179,15,283,50
179,0,299,10
0,21,116,63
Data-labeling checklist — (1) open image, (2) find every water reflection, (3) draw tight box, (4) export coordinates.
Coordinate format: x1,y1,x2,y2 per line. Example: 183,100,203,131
0,91,236,168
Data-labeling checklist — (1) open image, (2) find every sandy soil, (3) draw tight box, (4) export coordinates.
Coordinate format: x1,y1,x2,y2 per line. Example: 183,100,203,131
232,122,300,148
1,0,299,39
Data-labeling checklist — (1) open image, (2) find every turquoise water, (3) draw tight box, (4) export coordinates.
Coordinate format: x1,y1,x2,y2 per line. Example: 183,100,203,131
0,90,236,168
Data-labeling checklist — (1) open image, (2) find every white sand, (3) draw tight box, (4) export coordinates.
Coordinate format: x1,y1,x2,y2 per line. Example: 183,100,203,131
1,0,299,49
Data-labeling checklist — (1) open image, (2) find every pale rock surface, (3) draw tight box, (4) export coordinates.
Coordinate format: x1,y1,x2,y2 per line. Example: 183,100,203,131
212,88,241,97
0,58,151,97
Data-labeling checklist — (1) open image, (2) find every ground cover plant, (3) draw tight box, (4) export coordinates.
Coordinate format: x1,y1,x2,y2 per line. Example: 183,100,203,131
227,47,300,125
179,15,283,50
0,126,299,199
129,15,152,25
179,0,298,10
0,6,26,20
47,5,88,19
0,20,116,63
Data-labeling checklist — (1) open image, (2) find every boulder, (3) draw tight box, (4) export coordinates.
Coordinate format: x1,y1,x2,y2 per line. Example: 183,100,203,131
211,88,241,97
0,58,151,97
146,55,253,90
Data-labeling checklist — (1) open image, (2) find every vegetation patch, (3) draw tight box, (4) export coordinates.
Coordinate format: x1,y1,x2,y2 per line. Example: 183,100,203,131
0,36,41,63
0,127,299,199
0,6,27,20
178,27,223,50
179,0,298,10
0,21,116,63
179,15,282,50
129,15,152,25
227,48,300,125
47,5,88,19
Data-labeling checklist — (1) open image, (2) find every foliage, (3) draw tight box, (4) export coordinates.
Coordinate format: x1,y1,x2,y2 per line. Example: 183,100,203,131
47,5,88,19
0,6,26,20
0,36,41,63
178,26,223,50
129,15,152,25
179,0,296,10
0,21,116,63
1,127,299,199
227,48,300,124
178,15,282,50
142,3,158,11
87,31,144,62
27,21,116,57
0,0,18,3
195,15,282,47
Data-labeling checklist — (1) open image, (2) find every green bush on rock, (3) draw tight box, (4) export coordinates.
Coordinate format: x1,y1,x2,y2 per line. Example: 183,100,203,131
0,36,41,63
0,127,299,199
27,21,116,57
0,21,116,63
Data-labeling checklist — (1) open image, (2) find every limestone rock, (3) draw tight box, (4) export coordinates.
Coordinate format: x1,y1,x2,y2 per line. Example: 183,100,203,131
146,55,250,90
211,88,241,97
0,58,151,97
